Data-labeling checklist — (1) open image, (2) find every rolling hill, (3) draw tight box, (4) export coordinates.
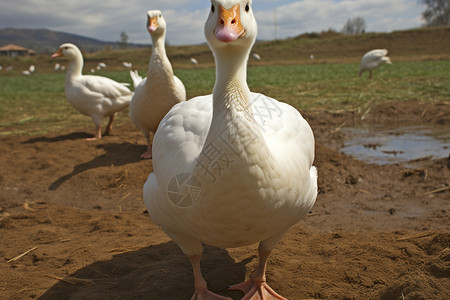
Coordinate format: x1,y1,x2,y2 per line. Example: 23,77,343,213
0,26,449,75
0,28,145,53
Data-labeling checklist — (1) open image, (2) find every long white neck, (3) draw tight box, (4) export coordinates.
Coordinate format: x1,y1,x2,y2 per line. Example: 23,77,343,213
148,32,174,80
212,46,252,119
66,51,83,81
199,44,271,174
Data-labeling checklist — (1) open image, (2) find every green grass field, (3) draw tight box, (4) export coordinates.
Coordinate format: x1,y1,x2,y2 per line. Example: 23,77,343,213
1,59,449,136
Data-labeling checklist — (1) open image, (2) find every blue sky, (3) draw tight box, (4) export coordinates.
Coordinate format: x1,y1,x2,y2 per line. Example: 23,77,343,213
0,0,426,45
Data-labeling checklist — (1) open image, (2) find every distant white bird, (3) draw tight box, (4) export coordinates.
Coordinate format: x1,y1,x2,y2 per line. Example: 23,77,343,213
54,63,60,71
122,61,133,69
129,10,186,158
52,43,133,140
144,1,317,299
0,65,3,71
190,57,199,65
359,49,392,79
252,52,261,60
29,65,35,73
60,65,66,71
98,62,107,69
21,70,31,76
309,54,314,60
90,68,96,73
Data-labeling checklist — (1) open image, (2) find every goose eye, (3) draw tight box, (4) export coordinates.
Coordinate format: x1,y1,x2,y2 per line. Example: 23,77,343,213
245,3,250,12
211,4,215,13
159,14,161,18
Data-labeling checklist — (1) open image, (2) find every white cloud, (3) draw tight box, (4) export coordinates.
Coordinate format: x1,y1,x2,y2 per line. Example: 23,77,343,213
0,0,425,45
162,9,209,45
0,0,206,44
255,0,425,41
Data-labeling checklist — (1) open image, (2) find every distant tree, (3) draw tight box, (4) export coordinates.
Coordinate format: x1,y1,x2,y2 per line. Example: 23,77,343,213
342,17,366,35
342,20,353,34
420,0,450,26
117,32,129,49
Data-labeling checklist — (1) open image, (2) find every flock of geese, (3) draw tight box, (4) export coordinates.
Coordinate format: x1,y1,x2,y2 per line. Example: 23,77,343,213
48,0,391,299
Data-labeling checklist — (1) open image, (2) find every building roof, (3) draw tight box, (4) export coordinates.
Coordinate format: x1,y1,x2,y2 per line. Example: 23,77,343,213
0,44,35,53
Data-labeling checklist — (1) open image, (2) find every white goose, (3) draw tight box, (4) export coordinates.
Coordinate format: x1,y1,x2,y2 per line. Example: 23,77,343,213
358,49,392,79
130,10,186,158
51,43,133,140
144,0,317,299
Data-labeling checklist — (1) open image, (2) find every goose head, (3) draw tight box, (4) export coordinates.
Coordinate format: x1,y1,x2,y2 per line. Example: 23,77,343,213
51,43,81,61
205,0,257,51
147,10,166,37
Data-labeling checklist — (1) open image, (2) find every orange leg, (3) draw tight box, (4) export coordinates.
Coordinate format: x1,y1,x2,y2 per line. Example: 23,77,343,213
86,123,102,141
189,254,232,300
140,132,153,159
228,245,287,300
104,114,115,136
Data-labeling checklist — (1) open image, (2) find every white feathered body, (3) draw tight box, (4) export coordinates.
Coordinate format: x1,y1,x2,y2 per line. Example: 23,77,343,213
65,74,132,121
58,45,132,124
359,49,391,74
144,92,317,252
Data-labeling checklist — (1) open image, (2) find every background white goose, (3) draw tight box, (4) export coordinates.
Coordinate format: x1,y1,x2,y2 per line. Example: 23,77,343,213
52,43,133,140
129,10,186,159
144,1,318,299
122,61,133,69
190,57,199,65
359,49,392,79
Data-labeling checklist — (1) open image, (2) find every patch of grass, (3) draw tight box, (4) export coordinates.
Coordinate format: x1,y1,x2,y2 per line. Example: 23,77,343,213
175,67,215,99
247,60,450,111
0,60,449,136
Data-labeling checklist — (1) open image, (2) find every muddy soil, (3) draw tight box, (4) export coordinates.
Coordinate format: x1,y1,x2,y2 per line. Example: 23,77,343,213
1,101,449,300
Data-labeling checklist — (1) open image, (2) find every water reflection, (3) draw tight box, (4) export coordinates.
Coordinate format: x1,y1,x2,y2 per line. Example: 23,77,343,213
339,124,450,166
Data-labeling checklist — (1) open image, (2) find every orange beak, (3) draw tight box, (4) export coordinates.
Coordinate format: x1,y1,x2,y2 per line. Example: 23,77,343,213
215,4,245,43
51,48,63,58
148,16,158,33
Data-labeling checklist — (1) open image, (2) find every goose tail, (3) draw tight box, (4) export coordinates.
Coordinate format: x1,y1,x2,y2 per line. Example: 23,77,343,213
130,70,143,88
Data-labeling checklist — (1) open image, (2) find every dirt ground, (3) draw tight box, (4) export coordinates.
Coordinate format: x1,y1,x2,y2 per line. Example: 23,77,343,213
0,101,449,300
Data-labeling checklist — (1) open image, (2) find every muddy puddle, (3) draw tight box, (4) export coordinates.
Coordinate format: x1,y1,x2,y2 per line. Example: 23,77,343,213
339,124,450,166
